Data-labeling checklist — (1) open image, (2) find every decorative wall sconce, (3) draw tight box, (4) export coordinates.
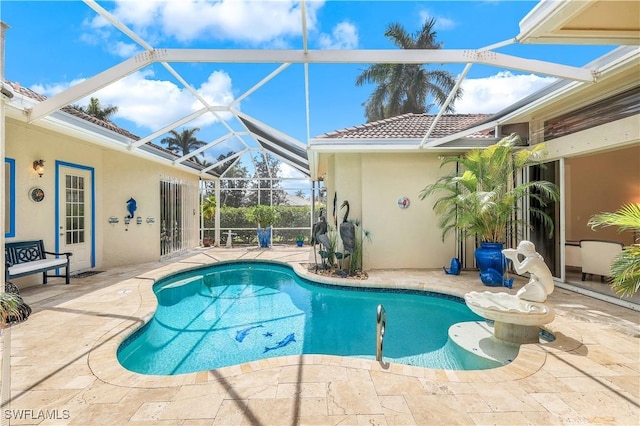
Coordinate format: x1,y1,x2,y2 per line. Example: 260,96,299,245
124,217,131,225
136,216,143,225
33,159,45,177
108,216,119,225
146,217,155,224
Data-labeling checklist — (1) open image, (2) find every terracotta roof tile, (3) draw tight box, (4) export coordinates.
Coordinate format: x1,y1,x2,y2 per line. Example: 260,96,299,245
316,113,494,139
5,81,187,159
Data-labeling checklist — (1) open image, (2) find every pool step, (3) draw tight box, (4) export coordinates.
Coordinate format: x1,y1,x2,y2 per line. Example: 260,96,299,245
448,321,520,366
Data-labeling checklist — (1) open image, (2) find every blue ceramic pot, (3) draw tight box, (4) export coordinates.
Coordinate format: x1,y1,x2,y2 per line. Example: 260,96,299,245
257,227,271,248
475,242,507,286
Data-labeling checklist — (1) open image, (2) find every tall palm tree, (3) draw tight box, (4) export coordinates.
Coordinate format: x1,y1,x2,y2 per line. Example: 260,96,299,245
75,97,119,121
588,203,640,297
161,128,207,157
355,18,461,122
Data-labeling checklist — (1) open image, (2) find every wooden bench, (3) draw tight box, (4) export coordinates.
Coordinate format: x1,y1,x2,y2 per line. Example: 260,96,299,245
5,240,72,284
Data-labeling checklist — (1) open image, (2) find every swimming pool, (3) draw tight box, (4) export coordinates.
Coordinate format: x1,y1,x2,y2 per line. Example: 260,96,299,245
117,261,502,375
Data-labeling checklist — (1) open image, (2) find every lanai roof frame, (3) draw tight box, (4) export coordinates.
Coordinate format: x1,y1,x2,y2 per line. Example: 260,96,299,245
3,0,638,182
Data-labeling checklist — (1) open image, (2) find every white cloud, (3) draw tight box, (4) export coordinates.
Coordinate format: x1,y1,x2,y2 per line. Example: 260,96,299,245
318,21,358,49
103,0,324,45
109,41,140,58
455,71,556,114
279,163,296,178
35,69,237,131
418,9,456,31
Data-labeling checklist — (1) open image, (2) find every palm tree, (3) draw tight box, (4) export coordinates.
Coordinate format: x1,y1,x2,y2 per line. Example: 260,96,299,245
75,97,119,121
161,128,207,157
355,18,460,122
588,203,640,297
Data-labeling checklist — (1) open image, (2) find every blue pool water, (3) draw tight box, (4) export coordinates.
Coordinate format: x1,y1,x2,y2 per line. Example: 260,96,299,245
118,262,500,375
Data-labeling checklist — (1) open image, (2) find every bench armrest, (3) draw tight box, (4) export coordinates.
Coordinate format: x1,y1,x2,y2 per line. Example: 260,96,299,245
44,251,73,258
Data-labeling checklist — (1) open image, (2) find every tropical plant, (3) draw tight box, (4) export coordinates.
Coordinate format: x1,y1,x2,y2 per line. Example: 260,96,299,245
201,194,217,245
588,203,640,297
248,205,280,228
74,97,118,121
201,195,216,220
161,128,207,157
0,291,25,329
355,18,461,122
347,219,372,274
419,133,559,244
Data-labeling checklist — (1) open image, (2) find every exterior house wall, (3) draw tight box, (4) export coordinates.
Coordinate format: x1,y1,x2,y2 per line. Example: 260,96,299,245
5,117,200,288
100,150,198,268
5,120,104,289
320,111,639,272
329,152,455,270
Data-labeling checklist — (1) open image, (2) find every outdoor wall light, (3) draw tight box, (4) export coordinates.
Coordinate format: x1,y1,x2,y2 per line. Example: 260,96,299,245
33,159,45,177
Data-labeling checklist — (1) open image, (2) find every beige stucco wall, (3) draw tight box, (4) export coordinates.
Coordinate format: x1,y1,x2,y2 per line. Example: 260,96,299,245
100,149,198,268
5,118,199,288
328,152,455,270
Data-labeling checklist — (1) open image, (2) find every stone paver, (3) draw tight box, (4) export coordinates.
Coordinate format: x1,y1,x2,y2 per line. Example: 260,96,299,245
1,245,638,425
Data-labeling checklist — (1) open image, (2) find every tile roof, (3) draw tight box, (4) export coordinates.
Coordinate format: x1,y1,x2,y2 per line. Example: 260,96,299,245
5,81,199,162
316,113,495,139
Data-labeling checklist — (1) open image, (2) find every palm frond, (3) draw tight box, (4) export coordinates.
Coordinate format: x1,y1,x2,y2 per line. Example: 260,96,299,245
609,245,640,297
588,203,640,234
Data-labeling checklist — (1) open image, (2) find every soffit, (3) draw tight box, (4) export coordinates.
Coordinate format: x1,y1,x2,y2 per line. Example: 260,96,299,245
518,0,640,45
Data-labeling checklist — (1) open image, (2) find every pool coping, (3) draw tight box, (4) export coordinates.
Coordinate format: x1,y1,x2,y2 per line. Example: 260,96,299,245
87,257,578,389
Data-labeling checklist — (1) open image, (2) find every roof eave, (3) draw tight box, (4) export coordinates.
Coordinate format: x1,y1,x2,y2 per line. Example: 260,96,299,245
5,95,217,178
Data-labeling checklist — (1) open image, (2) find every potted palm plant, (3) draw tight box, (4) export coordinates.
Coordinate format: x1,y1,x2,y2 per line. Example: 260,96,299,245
249,205,280,248
419,134,558,286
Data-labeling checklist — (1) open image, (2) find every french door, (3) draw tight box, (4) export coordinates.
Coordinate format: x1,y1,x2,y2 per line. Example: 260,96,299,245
57,163,94,273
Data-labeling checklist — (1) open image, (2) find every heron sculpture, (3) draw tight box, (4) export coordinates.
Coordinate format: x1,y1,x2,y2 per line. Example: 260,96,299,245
311,209,331,270
339,201,356,253
338,201,356,273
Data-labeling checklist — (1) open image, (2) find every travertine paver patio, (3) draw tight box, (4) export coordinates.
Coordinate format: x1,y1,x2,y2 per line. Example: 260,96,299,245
1,246,638,425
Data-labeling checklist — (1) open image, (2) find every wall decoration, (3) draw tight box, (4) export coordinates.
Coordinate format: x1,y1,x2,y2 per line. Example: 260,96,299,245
397,196,410,209
126,197,137,219
29,187,45,203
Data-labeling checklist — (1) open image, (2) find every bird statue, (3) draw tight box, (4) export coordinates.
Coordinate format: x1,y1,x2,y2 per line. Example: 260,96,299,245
310,209,327,245
311,209,331,270
339,200,356,255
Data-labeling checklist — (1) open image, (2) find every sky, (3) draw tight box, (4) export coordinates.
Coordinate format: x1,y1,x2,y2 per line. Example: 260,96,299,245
1,0,614,178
